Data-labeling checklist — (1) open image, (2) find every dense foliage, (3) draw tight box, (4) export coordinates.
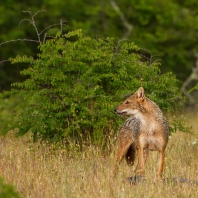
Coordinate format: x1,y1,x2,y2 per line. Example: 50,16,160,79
2,30,182,143
1,0,198,93
0,96,20,134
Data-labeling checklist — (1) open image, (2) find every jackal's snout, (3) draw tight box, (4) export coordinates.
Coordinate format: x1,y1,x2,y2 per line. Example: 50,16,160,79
114,107,127,115
114,107,120,114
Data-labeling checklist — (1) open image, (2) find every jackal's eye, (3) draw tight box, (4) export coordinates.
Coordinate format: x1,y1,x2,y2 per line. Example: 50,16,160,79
125,101,130,104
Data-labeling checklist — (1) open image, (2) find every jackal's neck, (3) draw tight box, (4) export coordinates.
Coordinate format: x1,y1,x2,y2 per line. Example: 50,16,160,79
136,97,167,126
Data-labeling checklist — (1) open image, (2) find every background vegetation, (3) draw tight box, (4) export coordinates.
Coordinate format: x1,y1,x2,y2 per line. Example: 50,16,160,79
0,1,198,197
1,0,198,90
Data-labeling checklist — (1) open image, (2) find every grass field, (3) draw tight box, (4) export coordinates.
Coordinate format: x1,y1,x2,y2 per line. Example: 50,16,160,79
0,111,198,198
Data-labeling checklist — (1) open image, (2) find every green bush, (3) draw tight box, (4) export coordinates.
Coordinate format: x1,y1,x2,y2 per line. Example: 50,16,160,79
0,95,21,135
1,29,183,143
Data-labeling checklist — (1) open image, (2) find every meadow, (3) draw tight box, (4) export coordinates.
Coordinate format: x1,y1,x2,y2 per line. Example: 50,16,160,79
0,111,197,198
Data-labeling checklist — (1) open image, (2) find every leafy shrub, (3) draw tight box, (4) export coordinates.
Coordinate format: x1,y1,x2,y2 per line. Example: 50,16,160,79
1,29,183,143
0,95,21,135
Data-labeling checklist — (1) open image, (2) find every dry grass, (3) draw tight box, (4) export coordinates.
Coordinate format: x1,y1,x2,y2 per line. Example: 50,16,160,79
0,111,198,198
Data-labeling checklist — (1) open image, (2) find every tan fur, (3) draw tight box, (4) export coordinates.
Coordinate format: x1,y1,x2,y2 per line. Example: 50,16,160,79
113,87,169,178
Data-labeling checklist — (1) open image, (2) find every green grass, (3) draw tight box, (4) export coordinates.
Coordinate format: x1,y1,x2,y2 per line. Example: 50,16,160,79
0,111,198,198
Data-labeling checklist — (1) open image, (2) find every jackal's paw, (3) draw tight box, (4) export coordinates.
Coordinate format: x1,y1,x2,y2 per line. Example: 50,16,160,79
135,169,145,176
125,175,145,185
155,173,165,182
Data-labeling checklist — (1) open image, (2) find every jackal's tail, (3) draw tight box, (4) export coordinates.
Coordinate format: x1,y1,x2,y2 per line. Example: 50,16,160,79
125,143,136,166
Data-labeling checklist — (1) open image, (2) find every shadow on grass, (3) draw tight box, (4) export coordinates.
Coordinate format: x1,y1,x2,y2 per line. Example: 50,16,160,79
125,175,198,186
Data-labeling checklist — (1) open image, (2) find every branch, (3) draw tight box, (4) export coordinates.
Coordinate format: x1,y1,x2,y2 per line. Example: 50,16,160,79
0,10,68,66
181,53,198,104
0,59,10,65
0,39,40,47
112,39,127,63
138,48,161,66
39,23,60,36
110,0,133,39
28,10,41,42
32,10,47,18
20,10,47,43
39,20,68,41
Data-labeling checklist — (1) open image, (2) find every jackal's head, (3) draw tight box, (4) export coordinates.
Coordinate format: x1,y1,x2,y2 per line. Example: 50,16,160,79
114,87,146,116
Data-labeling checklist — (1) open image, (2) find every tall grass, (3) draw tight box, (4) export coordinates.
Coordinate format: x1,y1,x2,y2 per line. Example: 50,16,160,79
0,111,198,198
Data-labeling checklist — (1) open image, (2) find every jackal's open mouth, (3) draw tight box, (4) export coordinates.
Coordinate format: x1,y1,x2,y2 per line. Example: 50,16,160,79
116,110,127,115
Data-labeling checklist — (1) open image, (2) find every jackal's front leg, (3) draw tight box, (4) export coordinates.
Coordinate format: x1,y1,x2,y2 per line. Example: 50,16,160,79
113,132,134,178
136,147,145,176
133,149,149,173
113,141,132,177
157,150,165,178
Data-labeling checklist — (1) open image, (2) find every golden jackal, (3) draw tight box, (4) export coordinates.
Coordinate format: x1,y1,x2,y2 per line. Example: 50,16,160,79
114,87,169,178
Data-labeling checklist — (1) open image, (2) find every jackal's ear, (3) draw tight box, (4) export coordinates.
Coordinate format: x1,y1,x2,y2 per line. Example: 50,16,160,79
136,87,145,101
